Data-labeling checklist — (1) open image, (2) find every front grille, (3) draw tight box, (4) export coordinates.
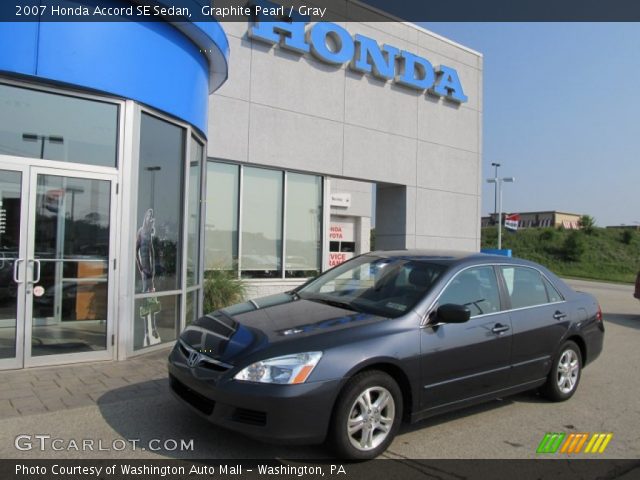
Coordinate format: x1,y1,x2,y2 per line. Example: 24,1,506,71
232,407,267,426
199,360,229,372
170,375,215,415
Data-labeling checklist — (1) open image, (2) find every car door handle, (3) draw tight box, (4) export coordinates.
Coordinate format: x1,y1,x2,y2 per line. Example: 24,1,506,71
553,311,567,320
491,323,510,334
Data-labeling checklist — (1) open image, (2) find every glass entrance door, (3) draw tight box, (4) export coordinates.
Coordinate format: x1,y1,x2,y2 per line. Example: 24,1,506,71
0,166,28,369
0,161,116,369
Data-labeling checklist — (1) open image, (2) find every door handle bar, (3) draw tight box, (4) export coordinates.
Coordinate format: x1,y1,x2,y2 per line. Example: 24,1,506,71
28,259,41,284
553,311,567,320
13,258,24,283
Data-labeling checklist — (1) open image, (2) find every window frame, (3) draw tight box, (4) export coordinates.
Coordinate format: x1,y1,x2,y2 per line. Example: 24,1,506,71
422,263,567,326
497,265,566,311
205,159,325,281
130,105,206,355
434,264,504,319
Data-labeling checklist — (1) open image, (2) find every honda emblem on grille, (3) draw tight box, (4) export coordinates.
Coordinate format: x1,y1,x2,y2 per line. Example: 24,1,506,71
187,350,201,368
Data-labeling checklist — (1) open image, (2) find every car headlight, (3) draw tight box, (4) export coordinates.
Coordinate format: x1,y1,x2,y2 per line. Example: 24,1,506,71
234,352,323,384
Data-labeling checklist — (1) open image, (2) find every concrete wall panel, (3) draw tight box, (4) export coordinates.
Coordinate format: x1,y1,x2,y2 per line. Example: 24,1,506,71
415,188,479,239
343,125,417,184
250,43,346,122
248,103,343,174
207,95,249,161
417,100,479,153
417,141,479,195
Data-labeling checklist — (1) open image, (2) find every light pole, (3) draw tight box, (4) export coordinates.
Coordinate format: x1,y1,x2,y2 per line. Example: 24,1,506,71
486,176,515,250
491,162,501,223
22,133,64,159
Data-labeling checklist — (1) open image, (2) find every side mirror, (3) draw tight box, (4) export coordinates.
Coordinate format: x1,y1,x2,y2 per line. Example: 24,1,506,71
436,303,471,324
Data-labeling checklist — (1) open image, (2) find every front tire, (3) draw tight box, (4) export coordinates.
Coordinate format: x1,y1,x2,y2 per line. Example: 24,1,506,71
329,370,402,460
541,340,582,401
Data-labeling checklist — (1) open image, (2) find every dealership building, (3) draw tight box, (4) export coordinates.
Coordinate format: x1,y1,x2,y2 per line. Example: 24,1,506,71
0,1,482,369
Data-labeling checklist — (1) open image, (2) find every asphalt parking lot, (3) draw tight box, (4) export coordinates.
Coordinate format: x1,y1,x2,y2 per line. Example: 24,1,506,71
0,279,638,461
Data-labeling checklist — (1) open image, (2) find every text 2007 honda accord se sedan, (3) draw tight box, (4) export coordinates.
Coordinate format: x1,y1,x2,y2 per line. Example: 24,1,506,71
168,251,604,459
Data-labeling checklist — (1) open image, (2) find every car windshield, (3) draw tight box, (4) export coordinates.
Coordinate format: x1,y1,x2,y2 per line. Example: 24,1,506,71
297,255,446,318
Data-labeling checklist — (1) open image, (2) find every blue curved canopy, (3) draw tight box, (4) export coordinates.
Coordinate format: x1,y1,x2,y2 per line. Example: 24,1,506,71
0,0,229,134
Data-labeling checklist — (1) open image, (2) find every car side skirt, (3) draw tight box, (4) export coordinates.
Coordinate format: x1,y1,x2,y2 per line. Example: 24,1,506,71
410,378,547,424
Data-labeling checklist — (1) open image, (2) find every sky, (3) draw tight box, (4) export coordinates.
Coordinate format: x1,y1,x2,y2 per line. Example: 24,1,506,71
418,23,640,227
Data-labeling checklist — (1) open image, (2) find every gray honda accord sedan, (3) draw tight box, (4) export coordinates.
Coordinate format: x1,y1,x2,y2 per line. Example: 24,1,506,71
168,251,604,459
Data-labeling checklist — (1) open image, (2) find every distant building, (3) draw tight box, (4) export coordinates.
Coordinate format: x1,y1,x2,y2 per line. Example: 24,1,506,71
606,225,640,230
481,211,582,229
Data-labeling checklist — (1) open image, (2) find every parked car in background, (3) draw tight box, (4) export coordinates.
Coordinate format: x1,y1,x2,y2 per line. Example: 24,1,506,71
635,271,640,300
169,251,605,459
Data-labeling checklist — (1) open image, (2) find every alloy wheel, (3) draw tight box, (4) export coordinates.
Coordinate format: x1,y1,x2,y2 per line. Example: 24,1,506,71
556,349,580,394
346,386,396,451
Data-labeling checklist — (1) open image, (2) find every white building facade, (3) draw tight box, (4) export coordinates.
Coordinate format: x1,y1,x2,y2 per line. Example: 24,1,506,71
205,3,483,298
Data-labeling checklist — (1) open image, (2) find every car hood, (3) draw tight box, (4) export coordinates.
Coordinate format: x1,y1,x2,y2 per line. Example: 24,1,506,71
179,293,385,365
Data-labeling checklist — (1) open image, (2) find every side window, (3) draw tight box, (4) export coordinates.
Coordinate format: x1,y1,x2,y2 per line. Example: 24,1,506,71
542,276,563,303
500,266,554,309
438,266,501,317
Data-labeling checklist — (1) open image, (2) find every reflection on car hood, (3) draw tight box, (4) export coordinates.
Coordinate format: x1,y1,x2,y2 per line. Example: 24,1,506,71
179,293,384,365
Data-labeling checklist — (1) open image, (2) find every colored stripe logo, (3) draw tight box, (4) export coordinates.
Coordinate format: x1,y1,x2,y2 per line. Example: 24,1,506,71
537,432,613,454
537,433,566,453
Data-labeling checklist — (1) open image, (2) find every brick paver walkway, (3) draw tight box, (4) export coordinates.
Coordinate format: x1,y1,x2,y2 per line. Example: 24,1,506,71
0,348,170,419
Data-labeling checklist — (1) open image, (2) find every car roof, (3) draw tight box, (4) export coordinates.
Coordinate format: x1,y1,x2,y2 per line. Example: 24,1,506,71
367,249,526,267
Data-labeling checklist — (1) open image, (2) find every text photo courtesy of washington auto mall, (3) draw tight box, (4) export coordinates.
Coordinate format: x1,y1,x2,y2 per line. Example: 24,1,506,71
0,1,639,479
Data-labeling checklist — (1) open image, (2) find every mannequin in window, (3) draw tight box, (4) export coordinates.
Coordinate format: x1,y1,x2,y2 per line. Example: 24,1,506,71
136,208,161,346
136,208,156,293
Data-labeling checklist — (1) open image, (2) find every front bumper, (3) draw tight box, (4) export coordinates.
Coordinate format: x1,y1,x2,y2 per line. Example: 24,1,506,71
167,346,342,445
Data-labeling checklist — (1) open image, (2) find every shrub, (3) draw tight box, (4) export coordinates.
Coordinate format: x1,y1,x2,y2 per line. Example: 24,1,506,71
203,270,245,313
563,231,586,262
621,229,634,245
539,228,557,242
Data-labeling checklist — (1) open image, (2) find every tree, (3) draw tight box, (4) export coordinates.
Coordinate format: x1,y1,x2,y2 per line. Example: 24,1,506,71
578,215,596,234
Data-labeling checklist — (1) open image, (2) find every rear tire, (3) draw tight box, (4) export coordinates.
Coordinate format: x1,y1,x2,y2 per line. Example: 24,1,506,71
541,340,582,401
328,370,402,460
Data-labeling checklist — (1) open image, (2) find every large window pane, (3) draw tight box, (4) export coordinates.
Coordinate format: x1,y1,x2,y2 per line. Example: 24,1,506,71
241,167,282,278
205,162,239,271
0,83,118,167
31,175,111,357
286,173,322,278
33,175,110,259
187,138,203,287
136,113,184,293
